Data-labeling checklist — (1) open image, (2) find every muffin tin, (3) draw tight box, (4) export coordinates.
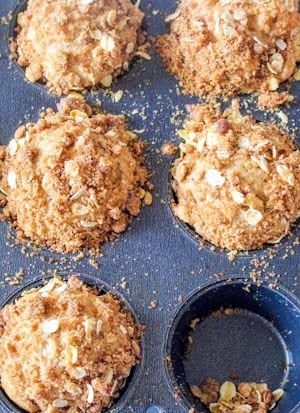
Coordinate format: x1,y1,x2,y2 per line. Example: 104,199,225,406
0,1,300,412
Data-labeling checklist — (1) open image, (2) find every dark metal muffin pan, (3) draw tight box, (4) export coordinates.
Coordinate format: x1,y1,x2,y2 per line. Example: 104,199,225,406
0,1,300,412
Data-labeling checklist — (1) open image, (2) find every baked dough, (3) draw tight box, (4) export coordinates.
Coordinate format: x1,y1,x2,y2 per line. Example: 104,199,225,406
0,95,148,253
0,276,142,413
156,0,300,97
12,0,145,94
172,104,300,250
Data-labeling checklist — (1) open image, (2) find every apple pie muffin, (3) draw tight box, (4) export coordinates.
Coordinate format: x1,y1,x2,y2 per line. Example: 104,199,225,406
0,275,142,412
11,0,145,94
0,95,149,253
156,0,300,97
172,104,300,250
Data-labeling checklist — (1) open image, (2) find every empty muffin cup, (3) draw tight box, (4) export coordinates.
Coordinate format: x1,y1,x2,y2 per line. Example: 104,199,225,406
0,273,143,413
165,278,300,413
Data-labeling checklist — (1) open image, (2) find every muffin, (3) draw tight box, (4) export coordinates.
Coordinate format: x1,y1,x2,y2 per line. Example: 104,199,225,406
172,103,300,251
0,95,149,253
11,0,146,94
0,275,142,412
156,0,300,97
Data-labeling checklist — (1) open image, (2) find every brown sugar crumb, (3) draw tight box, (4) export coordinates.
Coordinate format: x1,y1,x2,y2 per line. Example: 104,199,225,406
161,142,178,156
11,0,146,94
191,379,220,405
156,1,300,98
258,91,294,111
172,103,300,251
0,95,149,253
0,276,142,413
191,380,284,413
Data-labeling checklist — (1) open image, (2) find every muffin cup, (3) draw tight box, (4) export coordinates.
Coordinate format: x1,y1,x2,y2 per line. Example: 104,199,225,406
164,277,300,413
0,273,144,413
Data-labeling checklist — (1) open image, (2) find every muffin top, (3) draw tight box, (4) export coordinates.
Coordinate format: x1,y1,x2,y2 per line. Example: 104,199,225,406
11,0,145,94
156,0,300,97
172,103,300,251
0,275,142,413
0,95,148,253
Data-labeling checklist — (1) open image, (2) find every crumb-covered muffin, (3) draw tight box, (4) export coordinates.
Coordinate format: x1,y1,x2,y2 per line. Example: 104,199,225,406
172,103,300,251
11,0,146,94
156,0,300,97
0,95,149,253
0,276,142,412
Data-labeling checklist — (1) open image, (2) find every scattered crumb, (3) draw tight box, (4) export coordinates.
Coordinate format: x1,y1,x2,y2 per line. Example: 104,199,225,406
258,91,294,111
161,142,178,156
149,300,158,309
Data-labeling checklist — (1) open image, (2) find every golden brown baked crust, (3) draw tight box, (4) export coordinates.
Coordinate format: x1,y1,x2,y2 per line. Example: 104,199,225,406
172,104,300,251
0,276,142,413
0,95,148,253
12,0,145,94
156,0,300,97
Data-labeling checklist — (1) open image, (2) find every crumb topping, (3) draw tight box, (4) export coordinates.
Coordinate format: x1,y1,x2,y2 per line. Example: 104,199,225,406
156,0,300,97
11,0,145,94
0,276,142,413
0,95,148,253
172,103,300,251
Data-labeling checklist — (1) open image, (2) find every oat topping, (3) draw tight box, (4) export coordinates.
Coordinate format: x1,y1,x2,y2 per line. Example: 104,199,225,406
191,379,284,413
172,103,300,251
0,276,142,413
156,0,300,97
11,0,146,94
0,96,149,253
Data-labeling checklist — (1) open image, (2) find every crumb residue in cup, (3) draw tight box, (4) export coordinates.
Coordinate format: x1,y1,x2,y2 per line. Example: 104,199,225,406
191,379,284,413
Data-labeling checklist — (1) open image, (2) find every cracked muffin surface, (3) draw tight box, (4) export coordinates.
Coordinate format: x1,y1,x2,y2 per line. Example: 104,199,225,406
172,104,300,251
11,0,145,94
0,276,142,413
156,0,300,97
0,95,148,253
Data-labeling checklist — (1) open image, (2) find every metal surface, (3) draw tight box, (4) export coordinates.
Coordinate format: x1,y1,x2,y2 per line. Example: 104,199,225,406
0,1,299,412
